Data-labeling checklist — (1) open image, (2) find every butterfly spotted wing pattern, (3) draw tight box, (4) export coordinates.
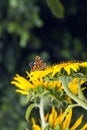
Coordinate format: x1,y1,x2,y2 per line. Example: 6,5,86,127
29,56,46,71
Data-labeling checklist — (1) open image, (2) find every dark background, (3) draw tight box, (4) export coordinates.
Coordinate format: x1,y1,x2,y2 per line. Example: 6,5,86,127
0,0,87,130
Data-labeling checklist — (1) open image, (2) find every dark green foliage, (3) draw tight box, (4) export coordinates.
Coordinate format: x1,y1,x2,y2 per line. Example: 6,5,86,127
46,0,64,18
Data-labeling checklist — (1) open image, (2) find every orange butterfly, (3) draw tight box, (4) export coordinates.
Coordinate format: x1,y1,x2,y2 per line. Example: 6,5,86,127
29,56,46,71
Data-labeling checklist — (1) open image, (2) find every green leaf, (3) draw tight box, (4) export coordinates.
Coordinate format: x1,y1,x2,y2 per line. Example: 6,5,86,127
78,79,87,101
9,0,18,8
46,0,64,18
20,31,30,48
25,103,35,122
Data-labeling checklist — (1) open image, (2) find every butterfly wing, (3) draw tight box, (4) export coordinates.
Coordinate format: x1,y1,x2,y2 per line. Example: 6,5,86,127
29,56,46,71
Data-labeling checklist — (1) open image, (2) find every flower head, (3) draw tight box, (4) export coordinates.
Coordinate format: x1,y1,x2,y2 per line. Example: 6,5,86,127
11,61,87,108
11,74,85,97
32,107,87,130
28,61,87,80
11,61,87,130
11,73,63,95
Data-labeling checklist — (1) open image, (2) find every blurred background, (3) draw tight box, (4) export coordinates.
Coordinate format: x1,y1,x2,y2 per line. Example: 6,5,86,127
0,0,87,130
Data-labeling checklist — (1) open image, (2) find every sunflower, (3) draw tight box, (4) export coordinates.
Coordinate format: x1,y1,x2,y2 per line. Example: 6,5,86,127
32,107,87,130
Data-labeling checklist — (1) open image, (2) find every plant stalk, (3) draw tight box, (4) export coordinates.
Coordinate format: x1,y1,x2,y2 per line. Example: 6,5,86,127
61,76,87,110
39,96,46,129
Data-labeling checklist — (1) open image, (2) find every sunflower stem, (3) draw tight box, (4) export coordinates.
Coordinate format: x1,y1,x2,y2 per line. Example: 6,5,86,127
62,104,80,121
39,96,46,129
60,76,87,110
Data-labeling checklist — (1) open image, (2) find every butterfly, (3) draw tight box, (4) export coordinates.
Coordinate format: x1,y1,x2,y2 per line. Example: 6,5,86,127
29,56,46,71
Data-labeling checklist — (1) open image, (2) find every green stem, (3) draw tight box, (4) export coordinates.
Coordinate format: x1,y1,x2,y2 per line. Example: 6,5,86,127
61,76,87,110
62,104,80,121
39,96,46,129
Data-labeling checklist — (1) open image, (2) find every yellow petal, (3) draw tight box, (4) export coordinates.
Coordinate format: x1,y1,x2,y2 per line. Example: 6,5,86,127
32,118,41,130
80,62,87,67
54,109,63,126
70,115,83,130
49,107,57,127
80,123,87,130
11,74,34,90
16,90,29,95
62,109,72,129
